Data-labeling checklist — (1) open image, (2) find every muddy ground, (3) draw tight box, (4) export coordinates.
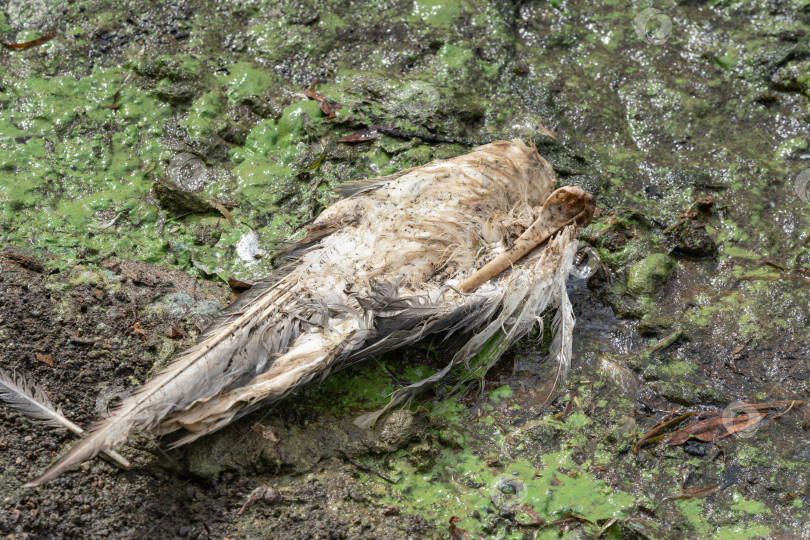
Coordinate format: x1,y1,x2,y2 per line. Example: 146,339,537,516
1,0,809,538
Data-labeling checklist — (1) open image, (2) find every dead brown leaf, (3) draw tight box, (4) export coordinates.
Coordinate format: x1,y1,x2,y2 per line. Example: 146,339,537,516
634,412,694,453
166,325,186,339
211,201,235,226
36,352,54,368
517,504,545,527
667,401,805,446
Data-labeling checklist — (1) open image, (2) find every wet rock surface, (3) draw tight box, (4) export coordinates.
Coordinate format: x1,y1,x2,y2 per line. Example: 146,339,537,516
1,0,809,537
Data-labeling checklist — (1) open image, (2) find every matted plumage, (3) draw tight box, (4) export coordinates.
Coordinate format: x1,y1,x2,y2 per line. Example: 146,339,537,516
25,139,595,486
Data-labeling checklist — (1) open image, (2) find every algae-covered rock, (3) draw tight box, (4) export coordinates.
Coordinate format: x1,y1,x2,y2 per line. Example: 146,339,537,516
626,253,675,296
649,380,729,407
667,221,717,259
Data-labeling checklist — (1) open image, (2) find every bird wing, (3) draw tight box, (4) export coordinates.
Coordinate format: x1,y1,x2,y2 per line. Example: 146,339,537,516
25,274,310,486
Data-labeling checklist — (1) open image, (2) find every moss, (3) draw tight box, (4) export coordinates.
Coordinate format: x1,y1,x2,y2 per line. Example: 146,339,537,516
626,253,675,296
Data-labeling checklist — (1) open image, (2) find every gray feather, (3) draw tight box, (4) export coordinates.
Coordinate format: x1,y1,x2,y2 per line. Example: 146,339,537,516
0,369,130,472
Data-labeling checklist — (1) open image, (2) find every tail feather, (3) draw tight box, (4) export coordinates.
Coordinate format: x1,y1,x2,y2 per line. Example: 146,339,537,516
25,276,304,487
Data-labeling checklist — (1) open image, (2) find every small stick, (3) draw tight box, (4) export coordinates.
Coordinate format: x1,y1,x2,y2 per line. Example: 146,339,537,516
458,186,595,293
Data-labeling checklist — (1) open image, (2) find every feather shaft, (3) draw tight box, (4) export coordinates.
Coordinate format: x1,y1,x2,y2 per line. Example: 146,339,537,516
0,369,130,469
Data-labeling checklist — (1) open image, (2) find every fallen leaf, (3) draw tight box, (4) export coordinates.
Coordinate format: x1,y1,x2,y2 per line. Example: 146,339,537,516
667,400,806,445
36,352,54,368
635,412,694,453
668,413,760,445
517,504,544,526
166,325,186,339
211,200,235,226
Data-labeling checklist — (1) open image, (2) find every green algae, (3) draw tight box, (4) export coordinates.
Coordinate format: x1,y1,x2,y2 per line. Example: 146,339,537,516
1,0,808,535
372,438,634,538
676,498,772,539
626,253,675,296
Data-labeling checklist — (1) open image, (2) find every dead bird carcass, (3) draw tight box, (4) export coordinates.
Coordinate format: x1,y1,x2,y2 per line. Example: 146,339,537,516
25,139,595,486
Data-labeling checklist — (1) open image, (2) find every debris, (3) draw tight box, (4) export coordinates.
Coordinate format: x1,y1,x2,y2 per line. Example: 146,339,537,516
92,212,124,230
338,126,384,143
153,176,216,216
339,124,479,146
597,518,618,537
665,484,720,500
635,401,805,451
236,484,281,515
1,250,45,273
166,325,186,339
669,409,758,445
227,278,253,291
1,32,56,49
304,79,341,118
635,412,694,453
211,200,235,226
664,195,714,234
449,516,471,539
643,330,683,356
251,422,280,443
35,353,53,368
516,505,544,527
130,321,146,337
